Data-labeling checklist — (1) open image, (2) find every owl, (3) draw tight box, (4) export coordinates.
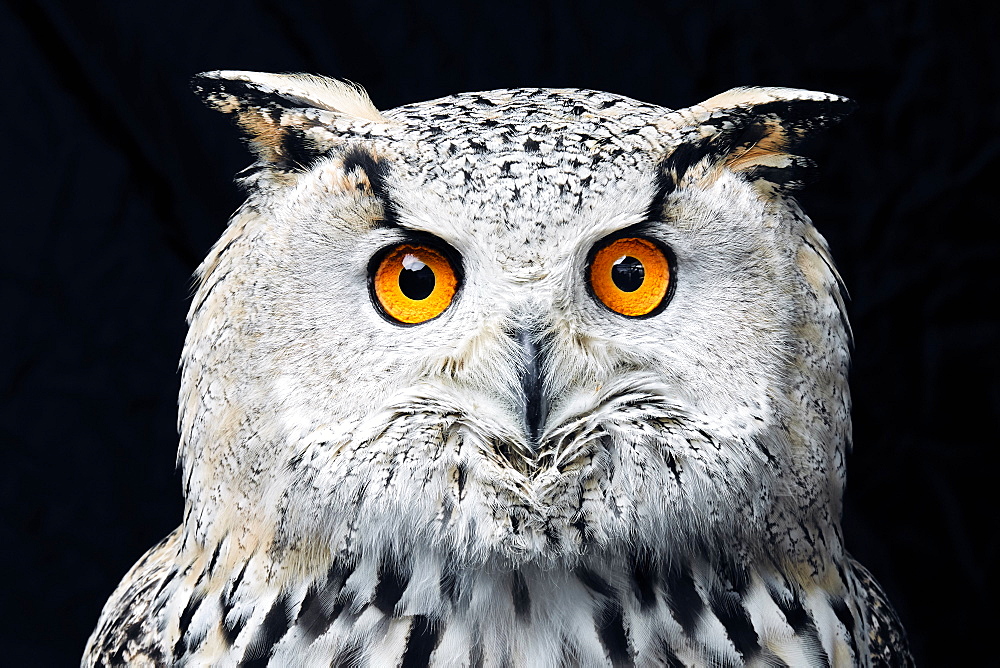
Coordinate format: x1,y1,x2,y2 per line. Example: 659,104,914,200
84,71,911,667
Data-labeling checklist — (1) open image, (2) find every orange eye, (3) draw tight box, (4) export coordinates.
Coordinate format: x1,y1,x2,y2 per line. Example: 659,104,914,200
589,237,673,317
371,243,459,324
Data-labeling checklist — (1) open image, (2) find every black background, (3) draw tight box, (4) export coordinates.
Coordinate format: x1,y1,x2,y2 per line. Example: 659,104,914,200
3,1,996,664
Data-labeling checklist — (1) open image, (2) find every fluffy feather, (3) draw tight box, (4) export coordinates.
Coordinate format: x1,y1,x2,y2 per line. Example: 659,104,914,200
84,74,910,667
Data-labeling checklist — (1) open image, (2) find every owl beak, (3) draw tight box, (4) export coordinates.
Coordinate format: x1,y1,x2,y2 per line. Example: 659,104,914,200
517,329,547,448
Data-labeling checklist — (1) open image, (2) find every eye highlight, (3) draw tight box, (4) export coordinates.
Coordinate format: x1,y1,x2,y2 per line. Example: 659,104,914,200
589,236,673,317
371,243,458,324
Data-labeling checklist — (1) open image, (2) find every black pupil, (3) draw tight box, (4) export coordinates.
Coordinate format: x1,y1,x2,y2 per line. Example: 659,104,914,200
611,256,644,292
399,255,435,300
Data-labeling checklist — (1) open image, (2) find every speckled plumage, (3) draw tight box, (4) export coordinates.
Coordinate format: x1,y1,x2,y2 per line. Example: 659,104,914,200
84,71,911,666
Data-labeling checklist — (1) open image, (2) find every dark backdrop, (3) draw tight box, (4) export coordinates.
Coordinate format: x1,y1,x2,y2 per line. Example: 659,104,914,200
3,1,996,664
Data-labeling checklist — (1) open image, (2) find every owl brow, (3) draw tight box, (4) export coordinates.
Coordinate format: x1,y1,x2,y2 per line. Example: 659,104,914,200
339,146,402,230
645,163,678,222
596,220,668,248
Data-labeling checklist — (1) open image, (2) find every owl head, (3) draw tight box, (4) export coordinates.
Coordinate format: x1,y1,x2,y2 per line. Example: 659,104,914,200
183,72,854,574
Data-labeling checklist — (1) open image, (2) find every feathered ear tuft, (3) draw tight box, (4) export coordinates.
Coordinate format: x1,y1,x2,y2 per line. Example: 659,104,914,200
192,70,389,170
658,87,856,194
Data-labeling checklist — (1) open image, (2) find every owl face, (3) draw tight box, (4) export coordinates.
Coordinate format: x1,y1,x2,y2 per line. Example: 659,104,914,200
184,74,854,570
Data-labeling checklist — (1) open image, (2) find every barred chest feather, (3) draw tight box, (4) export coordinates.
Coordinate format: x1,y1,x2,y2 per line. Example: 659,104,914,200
85,530,909,667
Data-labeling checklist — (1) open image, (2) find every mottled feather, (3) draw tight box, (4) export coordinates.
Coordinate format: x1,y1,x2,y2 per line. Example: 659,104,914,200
84,73,910,667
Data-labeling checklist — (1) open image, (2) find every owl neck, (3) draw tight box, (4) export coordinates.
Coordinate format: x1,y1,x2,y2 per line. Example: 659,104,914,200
151,531,861,665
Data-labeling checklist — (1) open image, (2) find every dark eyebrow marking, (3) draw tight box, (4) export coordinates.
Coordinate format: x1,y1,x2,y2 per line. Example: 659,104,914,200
645,166,676,221
340,146,401,229
648,131,743,216
607,219,663,240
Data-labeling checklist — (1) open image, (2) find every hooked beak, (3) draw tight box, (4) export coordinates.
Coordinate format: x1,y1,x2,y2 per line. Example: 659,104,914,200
517,329,547,447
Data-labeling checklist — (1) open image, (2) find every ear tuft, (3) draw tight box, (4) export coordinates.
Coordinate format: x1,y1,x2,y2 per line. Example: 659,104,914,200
660,87,856,194
192,71,388,170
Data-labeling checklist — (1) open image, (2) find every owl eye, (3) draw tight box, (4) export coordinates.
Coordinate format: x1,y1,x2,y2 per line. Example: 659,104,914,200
589,236,673,317
371,243,459,324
